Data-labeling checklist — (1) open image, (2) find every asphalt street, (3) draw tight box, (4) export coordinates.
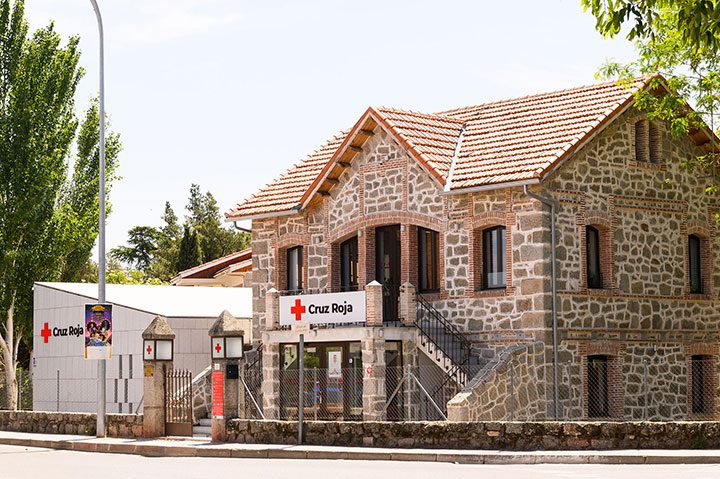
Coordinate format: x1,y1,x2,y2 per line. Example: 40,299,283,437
3,444,720,479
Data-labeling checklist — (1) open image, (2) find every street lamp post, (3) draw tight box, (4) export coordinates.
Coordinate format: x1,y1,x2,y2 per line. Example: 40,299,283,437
89,0,107,439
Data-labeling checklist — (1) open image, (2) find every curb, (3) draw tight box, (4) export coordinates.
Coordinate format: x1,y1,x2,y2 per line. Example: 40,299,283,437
1,436,720,465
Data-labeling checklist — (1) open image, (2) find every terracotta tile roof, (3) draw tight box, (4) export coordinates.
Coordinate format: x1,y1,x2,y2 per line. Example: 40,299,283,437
170,248,252,284
226,77,654,220
441,79,646,189
227,132,348,218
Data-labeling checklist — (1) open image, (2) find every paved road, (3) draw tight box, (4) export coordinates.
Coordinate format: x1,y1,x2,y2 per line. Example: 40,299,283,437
3,444,720,479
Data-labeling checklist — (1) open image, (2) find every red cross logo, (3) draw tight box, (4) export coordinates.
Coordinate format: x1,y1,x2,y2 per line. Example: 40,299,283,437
215,342,222,353
290,299,306,321
146,344,153,356
40,323,52,344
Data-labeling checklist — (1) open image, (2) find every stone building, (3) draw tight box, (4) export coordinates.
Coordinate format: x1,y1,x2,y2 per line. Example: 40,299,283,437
226,75,720,422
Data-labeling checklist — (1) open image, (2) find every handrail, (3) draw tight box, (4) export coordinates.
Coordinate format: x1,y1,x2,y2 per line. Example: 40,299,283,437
415,294,473,378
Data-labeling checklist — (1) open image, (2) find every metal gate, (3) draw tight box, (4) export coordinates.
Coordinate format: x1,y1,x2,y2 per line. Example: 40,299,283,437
165,369,193,436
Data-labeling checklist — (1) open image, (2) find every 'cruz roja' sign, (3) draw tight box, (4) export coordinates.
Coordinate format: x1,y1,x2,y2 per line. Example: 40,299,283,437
279,291,366,326
40,322,84,343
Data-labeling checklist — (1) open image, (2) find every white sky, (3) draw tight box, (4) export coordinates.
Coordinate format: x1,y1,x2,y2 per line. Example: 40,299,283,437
24,0,636,251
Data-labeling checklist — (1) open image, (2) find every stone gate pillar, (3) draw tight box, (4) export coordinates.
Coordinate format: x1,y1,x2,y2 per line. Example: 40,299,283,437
261,341,280,419
141,315,176,438
362,327,386,421
209,310,246,442
399,282,417,326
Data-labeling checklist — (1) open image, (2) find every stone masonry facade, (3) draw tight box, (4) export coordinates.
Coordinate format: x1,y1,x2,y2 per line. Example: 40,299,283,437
249,106,720,421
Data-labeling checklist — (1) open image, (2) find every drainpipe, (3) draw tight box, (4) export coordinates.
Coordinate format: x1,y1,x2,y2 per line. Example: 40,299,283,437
523,185,560,420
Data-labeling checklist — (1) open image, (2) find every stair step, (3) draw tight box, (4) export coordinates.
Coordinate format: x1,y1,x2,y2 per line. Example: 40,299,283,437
192,425,211,436
198,418,212,426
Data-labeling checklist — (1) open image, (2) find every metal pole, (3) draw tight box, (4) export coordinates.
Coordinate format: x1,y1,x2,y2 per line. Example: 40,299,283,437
89,0,107,438
298,334,304,444
524,185,559,419
313,367,317,421
56,370,60,412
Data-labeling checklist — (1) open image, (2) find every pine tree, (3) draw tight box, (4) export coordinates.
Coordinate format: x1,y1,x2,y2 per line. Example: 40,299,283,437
176,224,202,272
148,202,181,281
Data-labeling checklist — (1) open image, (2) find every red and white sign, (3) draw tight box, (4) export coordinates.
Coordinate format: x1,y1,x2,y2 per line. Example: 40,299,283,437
212,369,224,419
211,337,224,359
279,291,366,326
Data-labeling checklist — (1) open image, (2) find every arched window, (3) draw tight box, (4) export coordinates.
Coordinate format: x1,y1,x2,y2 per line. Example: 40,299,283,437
418,227,439,292
689,234,703,294
340,236,358,292
586,226,603,289
286,246,303,293
634,120,648,162
649,121,661,163
482,226,506,289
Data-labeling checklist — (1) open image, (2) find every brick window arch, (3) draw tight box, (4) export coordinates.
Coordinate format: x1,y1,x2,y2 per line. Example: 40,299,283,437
685,227,712,297
473,224,507,290
583,215,612,291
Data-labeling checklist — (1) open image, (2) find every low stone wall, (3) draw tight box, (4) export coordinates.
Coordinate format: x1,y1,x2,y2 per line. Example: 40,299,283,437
226,419,720,450
0,411,143,438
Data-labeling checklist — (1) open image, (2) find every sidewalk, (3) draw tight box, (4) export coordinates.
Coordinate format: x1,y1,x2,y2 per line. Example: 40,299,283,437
1,430,719,465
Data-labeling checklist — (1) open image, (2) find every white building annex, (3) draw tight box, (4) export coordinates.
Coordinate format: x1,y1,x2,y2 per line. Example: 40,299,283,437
32,282,252,413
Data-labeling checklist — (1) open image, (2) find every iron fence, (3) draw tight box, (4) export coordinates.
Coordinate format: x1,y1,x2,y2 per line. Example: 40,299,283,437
274,364,460,421
470,355,720,422
0,368,35,411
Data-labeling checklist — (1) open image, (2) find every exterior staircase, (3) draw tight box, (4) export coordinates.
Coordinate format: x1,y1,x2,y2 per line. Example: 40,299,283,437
415,294,485,388
192,418,211,438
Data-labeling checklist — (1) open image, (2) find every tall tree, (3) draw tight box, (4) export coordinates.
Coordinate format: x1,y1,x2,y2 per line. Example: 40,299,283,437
110,226,159,271
185,183,249,262
147,202,182,281
583,1,720,187
176,224,203,272
0,0,121,409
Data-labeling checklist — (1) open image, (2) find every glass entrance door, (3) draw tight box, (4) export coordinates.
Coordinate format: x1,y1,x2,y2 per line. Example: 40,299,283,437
279,342,362,420
376,225,401,323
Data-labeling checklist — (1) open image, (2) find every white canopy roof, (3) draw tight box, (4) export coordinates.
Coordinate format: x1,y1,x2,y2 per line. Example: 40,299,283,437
35,282,252,318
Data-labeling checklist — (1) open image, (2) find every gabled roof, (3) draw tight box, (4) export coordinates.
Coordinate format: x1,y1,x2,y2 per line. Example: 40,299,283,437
226,75,715,220
170,248,252,284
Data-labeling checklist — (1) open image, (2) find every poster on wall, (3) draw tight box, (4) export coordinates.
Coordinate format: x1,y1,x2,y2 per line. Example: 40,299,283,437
84,304,112,360
328,351,342,378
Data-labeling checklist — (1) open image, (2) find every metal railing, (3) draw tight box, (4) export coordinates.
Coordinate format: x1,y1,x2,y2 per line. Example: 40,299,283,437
416,294,475,381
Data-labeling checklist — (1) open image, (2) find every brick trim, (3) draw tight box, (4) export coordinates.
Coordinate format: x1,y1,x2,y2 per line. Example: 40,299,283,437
469,212,515,297
328,212,444,244
580,210,614,292
684,343,719,419
579,341,625,420
684,221,714,298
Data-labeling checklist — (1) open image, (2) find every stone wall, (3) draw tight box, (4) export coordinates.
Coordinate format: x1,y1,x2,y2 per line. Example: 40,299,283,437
249,104,720,423
226,419,720,450
0,411,143,438
544,107,720,421
447,342,548,421
192,367,212,422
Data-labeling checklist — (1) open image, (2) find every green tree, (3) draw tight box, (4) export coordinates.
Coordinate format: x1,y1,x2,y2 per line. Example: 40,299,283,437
110,226,159,271
147,202,182,281
176,224,203,272
185,184,250,262
583,1,720,187
0,0,121,409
